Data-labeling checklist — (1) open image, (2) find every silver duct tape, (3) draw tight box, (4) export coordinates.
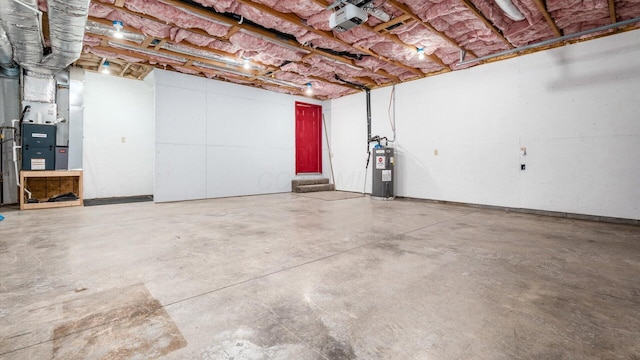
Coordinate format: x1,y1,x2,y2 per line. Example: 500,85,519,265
0,0,44,67
85,20,145,43
23,71,56,103
39,0,90,71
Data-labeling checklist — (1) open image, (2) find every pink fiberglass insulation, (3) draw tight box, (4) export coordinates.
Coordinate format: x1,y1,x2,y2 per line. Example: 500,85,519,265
90,4,174,39
208,40,240,54
307,10,334,31
192,0,238,13
229,32,271,52
562,17,612,34
617,0,640,20
505,20,557,46
548,0,609,29
251,0,325,19
281,62,333,79
297,32,324,44
125,0,230,37
308,38,360,54
37,0,47,11
261,84,296,95
370,41,413,61
235,4,308,39
83,35,102,47
400,0,510,56
336,27,388,49
251,52,299,66
171,65,200,75
391,22,452,53
89,3,115,18
433,46,467,66
354,56,388,72
170,29,215,46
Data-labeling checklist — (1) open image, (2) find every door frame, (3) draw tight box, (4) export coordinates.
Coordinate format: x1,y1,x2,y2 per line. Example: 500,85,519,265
295,101,322,174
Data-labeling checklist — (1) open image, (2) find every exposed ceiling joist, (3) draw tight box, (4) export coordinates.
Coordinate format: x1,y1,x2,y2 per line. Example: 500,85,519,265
608,0,618,24
459,0,514,48
231,0,419,78
57,0,639,97
532,0,563,37
384,0,478,59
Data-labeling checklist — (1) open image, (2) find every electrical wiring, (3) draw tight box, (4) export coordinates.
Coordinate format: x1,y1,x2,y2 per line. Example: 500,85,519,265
388,84,396,143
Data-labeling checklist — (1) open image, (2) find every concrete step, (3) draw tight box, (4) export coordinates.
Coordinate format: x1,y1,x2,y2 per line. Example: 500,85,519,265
291,178,329,189
294,183,335,193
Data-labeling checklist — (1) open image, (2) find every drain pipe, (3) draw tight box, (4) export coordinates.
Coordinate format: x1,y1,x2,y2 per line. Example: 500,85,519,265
459,17,640,66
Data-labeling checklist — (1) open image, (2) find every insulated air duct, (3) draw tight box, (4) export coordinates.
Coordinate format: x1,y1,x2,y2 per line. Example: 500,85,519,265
0,0,44,69
0,26,19,77
494,0,525,21
39,0,90,72
0,0,90,74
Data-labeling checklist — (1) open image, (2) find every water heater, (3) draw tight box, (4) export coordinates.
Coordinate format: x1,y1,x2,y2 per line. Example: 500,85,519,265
371,146,394,200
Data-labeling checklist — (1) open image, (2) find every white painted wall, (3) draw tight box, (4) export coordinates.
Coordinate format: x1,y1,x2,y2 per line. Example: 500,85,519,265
330,30,640,220
154,70,328,202
83,71,154,199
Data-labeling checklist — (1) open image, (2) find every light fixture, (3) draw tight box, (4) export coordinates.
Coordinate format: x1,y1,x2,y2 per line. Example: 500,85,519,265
112,20,124,39
243,58,251,70
305,83,313,95
101,61,110,74
417,47,425,60
494,0,525,21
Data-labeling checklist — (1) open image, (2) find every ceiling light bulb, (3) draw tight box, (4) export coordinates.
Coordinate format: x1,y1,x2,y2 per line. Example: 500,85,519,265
305,83,313,95
417,47,425,60
101,61,110,74
243,58,251,70
112,20,124,39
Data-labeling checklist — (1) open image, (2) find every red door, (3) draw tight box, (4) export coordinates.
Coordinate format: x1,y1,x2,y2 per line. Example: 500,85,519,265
295,102,322,174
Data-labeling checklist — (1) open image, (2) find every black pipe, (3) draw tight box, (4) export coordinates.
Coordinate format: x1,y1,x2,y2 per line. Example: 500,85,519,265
365,88,371,142
334,75,372,148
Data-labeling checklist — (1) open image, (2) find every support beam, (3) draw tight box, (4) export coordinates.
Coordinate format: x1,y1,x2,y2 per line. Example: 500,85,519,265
119,62,131,76
608,0,617,24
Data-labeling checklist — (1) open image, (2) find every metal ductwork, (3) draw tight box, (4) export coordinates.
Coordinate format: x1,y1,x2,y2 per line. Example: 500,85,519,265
0,0,90,74
0,0,44,69
0,25,19,77
40,0,91,72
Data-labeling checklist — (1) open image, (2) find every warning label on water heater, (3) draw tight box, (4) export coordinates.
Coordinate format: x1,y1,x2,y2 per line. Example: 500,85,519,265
382,170,392,182
376,156,386,169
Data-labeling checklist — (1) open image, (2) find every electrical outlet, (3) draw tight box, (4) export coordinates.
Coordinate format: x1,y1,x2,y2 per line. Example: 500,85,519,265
121,137,127,143
521,164,526,170
434,149,438,156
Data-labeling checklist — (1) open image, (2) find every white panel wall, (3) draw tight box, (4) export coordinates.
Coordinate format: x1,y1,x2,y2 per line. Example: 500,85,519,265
154,70,327,202
83,72,154,199
331,30,640,220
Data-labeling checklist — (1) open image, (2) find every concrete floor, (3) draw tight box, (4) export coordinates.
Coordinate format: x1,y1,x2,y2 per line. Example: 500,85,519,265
1,192,639,359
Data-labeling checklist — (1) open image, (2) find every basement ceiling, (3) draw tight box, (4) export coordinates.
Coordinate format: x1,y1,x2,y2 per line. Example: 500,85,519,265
44,0,640,98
